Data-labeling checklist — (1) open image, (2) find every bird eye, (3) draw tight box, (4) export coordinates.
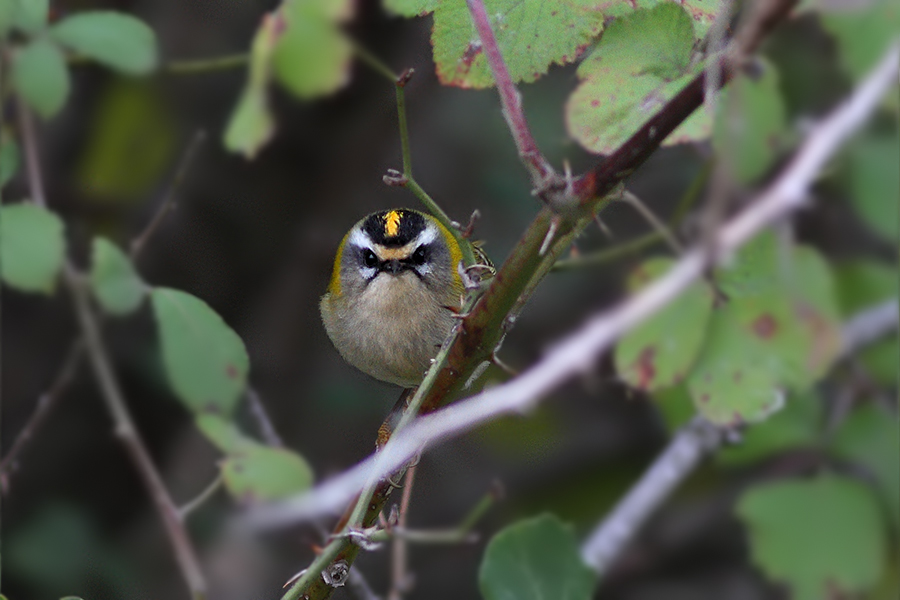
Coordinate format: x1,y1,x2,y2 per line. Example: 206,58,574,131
411,246,428,266
362,249,378,268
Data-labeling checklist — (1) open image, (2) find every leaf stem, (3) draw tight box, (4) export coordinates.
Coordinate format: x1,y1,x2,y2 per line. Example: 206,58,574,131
165,53,249,75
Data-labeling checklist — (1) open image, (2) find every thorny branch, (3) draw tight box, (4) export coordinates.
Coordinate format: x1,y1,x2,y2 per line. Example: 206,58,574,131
250,40,900,530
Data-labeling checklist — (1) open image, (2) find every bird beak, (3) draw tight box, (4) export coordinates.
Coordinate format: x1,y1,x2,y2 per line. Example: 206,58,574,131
382,259,405,274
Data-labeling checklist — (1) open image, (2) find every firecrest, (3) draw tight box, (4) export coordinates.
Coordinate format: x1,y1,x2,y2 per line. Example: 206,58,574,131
320,208,466,388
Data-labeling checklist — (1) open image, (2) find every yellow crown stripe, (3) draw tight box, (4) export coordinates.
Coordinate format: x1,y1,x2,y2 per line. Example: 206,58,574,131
384,210,402,237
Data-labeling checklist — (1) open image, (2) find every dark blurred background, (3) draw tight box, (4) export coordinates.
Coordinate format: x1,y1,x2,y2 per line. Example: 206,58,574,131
1,2,893,600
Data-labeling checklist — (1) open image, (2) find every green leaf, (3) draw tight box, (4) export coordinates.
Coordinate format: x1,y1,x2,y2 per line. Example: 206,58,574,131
0,203,65,294
88,238,145,316
0,135,19,188
223,12,278,158
479,514,595,600
717,390,822,467
272,0,354,99
713,60,788,184
737,474,888,600
383,0,438,17
0,0,15,36
830,405,900,529
75,80,177,203
567,2,708,153
195,413,247,454
221,443,314,503
833,260,899,386
11,0,47,34
150,288,250,415
819,0,900,81
615,257,714,391
432,0,604,89
843,130,900,242
12,38,70,119
688,233,843,425
50,11,158,75
597,0,722,37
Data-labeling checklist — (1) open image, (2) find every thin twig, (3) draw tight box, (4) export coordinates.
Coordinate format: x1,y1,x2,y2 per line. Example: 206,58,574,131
130,130,206,260
0,338,85,488
464,0,554,187
16,99,46,207
248,42,900,529
246,386,284,447
620,192,684,255
389,466,417,600
165,53,249,75
179,473,224,520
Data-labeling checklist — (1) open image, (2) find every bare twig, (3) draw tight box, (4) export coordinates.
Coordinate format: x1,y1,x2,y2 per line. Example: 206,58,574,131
179,473,224,520
464,0,554,188
130,130,206,260
389,466,417,600
838,299,899,361
246,386,284,447
16,99,46,207
248,42,900,530
620,192,684,255
0,338,85,488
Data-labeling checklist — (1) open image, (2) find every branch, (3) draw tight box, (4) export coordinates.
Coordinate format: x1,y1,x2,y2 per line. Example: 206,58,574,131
248,41,900,530
465,0,554,187
580,297,899,575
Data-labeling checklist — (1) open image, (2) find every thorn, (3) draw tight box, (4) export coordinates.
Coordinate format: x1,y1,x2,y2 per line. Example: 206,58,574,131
460,210,481,239
594,213,614,240
491,352,517,376
383,169,408,186
539,217,560,256
397,67,415,87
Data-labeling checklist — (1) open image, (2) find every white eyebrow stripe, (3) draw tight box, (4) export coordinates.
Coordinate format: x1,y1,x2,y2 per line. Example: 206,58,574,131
347,228,373,249
414,226,438,247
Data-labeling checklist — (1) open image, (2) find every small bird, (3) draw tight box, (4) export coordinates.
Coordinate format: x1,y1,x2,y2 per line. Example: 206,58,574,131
320,208,466,388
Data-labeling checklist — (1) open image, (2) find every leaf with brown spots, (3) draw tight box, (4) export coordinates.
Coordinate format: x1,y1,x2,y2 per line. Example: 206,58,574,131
222,443,314,504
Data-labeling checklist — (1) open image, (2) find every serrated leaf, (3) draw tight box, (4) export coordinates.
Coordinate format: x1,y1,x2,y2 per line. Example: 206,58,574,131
272,0,354,99
383,0,438,17
819,0,900,81
597,0,721,37
75,80,177,202
479,514,594,600
0,135,19,187
0,203,65,294
737,474,888,600
567,2,709,153
844,130,900,242
11,0,47,33
222,443,314,503
50,11,158,75
615,257,714,391
688,233,842,425
223,13,279,158
432,0,604,89
88,238,145,315
713,60,788,184
830,405,900,529
151,288,249,415
12,38,70,119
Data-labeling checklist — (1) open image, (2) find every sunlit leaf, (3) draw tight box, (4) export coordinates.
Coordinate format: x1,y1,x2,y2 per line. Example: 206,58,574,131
737,474,888,600
479,514,594,600
0,203,65,294
222,443,314,503
50,11,158,75
567,2,711,154
432,0,603,89
88,238,145,316
615,257,714,392
12,38,70,119
151,288,249,415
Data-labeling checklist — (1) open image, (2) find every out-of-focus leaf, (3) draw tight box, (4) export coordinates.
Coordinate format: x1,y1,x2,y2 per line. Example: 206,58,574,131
432,0,603,89
843,130,900,242
737,474,888,600
0,134,19,187
818,0,900,81
50,11,158,75
688,233,842,425
653,384,696,431
150,288,249,415
272,0,354,99
479,514,594,600
195,413,247,455
88,238,145,316
0,0,14,36
830,405,900,529
383,0,437,17
717,390,822,467
12,38,70,119
567,2,711,154
75,80,176,203
833,261,899,386
615,257,714,391
0,203,65,294
222,443,314,503
11,0,47,34
223,13,280,158
713,60,788,184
